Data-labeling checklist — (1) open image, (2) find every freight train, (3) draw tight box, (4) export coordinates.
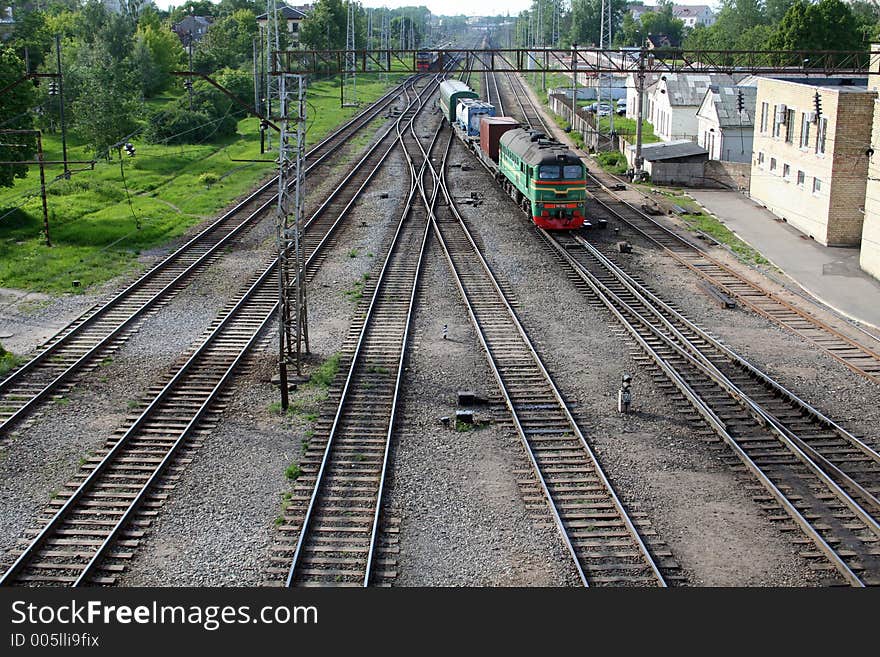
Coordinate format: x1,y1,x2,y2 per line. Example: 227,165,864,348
438,79,587,230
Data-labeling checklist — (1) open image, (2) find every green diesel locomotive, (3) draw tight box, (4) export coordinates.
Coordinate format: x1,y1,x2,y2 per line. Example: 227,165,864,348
496,129,587,230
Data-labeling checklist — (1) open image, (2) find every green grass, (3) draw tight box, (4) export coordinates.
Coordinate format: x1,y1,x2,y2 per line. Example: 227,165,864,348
0,342,22,377
308,352,340,388
344,279,364,302
285,462,302,481
0,75,405,294
649,189,770,266
597,116,660,144
596,151,628,175
681,210,770,266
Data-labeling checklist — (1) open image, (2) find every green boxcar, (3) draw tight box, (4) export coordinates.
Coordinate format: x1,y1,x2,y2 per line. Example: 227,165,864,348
439,79,479,125
497,129,587,230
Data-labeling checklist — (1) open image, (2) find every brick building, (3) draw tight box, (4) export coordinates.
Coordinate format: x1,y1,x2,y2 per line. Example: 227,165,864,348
861,46,880,280
750,77,875,247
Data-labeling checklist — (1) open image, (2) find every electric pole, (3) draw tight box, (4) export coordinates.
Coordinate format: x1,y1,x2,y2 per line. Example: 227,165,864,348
342,1,358,107
272,2,310,409
54,34,68,179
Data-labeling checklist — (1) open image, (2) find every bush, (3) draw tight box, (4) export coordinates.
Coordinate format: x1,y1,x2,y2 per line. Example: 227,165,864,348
198,172,220,187
596,150,628,174
144,105,237,145
0,342,20,377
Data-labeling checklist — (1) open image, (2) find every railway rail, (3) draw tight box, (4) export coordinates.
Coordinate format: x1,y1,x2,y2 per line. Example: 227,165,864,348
0,78,416,440
541,230,880,585
433,131,668,586
498,67,880,384
275,78,442,588
0,77,441,587
488,67,880,584
584,175,880,384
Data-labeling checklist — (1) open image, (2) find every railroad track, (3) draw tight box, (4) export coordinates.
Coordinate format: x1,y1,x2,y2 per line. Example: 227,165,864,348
495,67,880,583
583,174,880,384
499,67,880,384
541,230,880,585
269,76,444,588
0,77,441,587
0,78,416,440
430,131,669,586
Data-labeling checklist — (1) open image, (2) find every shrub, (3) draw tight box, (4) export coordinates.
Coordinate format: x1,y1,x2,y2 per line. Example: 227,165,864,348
0,342,20,376
143,104,237,145
596,151,628,174
198,172,220,187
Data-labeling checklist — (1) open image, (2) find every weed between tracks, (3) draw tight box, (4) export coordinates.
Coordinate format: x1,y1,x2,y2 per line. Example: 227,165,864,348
0,342,22,377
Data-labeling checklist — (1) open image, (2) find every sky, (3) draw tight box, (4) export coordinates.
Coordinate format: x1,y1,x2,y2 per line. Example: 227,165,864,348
152,1,719,18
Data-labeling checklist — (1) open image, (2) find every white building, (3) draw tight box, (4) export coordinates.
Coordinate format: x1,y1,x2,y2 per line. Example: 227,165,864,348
647,73,743,142
696,85,757,163
629,4,716,28
624,72,660,121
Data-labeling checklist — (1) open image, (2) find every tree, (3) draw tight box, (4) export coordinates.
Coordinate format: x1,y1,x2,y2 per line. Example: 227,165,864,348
639,1,683,45
70,42,140,156
770,0,861,51
9,10,53,70
569,0,627,47
765,0,797,23
300,0,347,50
136,23,184,96
168,1,217,24
192,9,258,73
0,47,37,188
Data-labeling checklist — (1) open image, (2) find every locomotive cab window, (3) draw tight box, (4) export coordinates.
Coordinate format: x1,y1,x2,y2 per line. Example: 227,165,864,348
563,165,582,179
539,165,561,179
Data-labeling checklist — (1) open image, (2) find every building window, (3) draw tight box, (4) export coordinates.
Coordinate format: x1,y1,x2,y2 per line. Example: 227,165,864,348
784,109,795,144
760,102,768,133
770,157,777,172
800,113,811,148
797,170,805,187
772,105,781,138
813,177,822,194
783,163,790,179
757,151,764,166
816,117,827,155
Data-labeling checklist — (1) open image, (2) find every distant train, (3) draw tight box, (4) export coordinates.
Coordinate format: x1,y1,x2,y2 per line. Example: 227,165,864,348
438,79,587,230
416,43,453,72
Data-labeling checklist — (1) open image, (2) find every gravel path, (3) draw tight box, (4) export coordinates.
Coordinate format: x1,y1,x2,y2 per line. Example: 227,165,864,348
387,243,581,586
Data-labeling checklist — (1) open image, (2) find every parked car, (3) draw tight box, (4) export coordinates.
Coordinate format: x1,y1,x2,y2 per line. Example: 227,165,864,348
616,99,627,116
585,102,613,115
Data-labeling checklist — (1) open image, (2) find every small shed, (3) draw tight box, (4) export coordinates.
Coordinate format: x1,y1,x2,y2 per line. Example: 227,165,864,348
628,139,709,185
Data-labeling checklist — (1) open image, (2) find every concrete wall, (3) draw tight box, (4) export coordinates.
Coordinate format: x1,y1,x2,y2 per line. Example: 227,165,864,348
646,161,706,185
750,78,875,246
704,160,751,191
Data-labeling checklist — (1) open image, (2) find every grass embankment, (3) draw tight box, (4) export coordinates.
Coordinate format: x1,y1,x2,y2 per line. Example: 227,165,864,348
0,75,404,294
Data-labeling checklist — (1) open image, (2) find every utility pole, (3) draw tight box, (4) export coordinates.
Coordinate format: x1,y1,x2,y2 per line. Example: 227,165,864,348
571,43,578,133
634,48,646,180
367,7,373,72
381,11,390,84
187,30,194,111
265,0,282,151
274,61,310,404
54,34,69,179
36,132,50,247
342,1,358,107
